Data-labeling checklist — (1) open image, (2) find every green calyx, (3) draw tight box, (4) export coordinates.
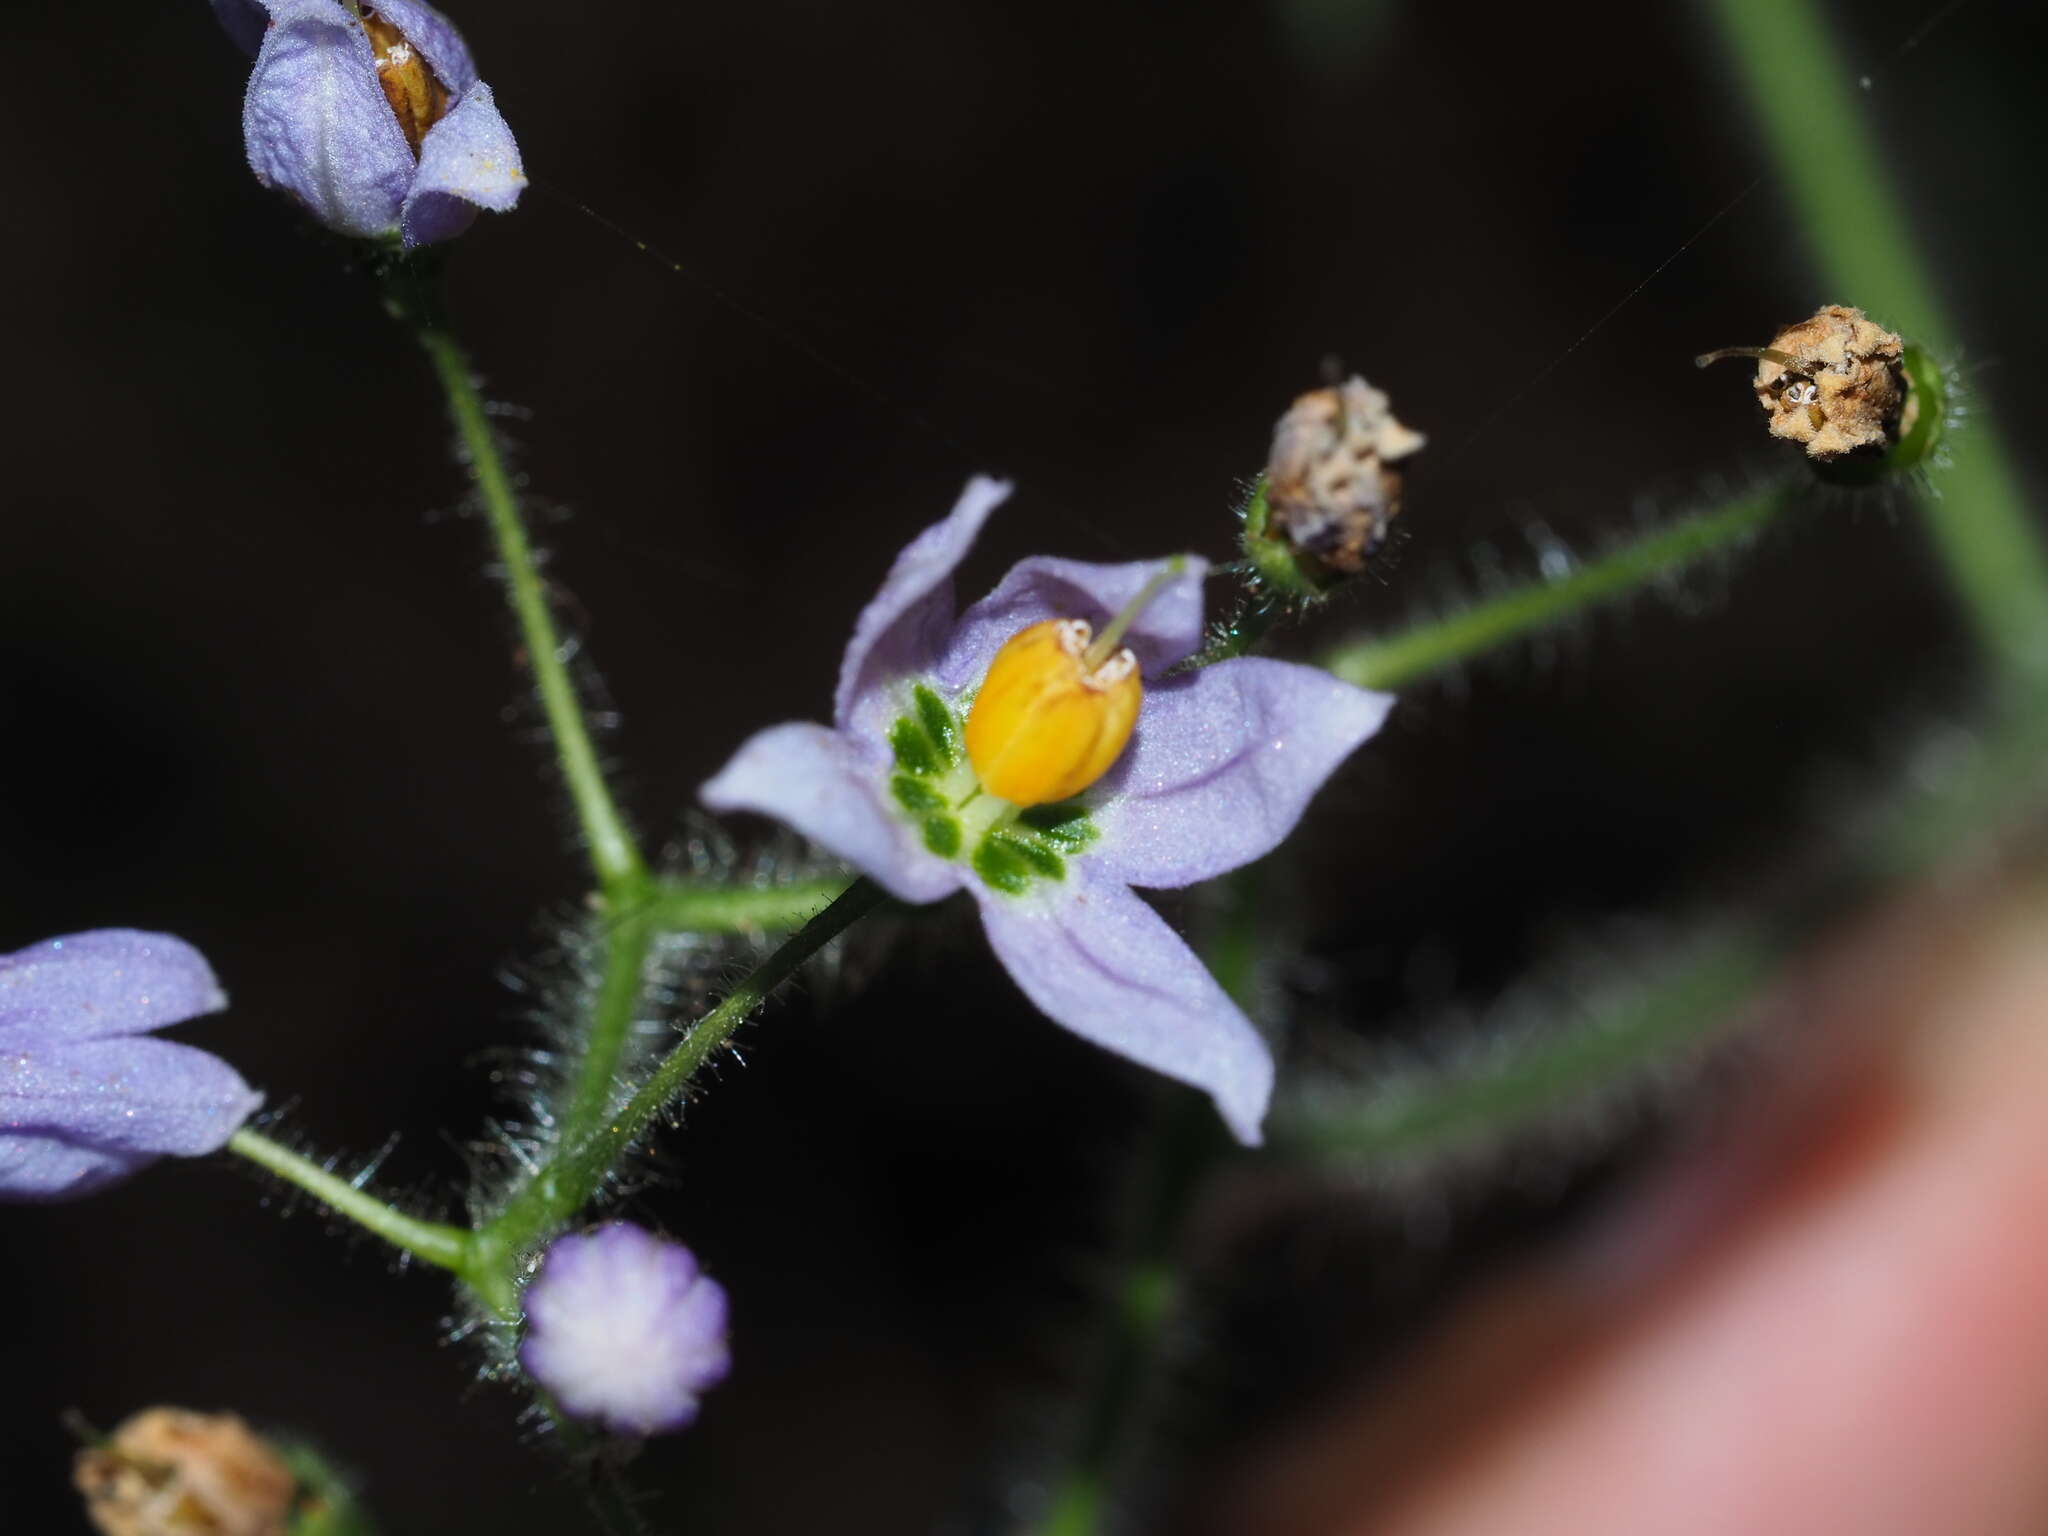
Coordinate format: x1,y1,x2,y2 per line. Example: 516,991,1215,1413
1815,344,1950,486
887,685,1099,894
1240,474,1341,601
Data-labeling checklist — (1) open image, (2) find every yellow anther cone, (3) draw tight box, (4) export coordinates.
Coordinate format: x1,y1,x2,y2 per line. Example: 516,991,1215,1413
966,620,1142,807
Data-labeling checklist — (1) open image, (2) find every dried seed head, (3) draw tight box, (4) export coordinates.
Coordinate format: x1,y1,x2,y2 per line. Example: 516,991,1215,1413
1265,375,1426,578
74,1409,296,1536
1699,304,1905,461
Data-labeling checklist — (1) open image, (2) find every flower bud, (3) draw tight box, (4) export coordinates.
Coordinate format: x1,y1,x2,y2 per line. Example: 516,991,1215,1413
521,1224,732,1437
217,0,525,248
966,618,1142,808
74,1409,295,1536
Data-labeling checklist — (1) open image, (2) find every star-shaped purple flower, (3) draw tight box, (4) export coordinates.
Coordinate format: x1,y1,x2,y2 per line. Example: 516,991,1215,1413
702,478,1394,1143
1,930,261,1201
521,1223,732,1437
212,0,525,248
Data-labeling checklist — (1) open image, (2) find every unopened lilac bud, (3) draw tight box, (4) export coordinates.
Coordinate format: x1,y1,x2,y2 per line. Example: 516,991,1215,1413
1251,374,1425,594
74,1409,295,1536
216,0,525,248
521,1223,732,1437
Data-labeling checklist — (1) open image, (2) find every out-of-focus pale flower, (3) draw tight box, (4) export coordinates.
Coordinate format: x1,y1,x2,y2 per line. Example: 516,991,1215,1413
521,1223,733,1437
74,1408,296,1536
702,479,1393,1143
211,0,525,247
1,930,259,1201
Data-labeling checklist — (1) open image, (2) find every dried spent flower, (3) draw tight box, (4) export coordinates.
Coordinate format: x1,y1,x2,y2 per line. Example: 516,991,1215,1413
1263,374,1426,581
521,1223,732,1437
211,0,525,247
703,480,1393,1142
74,1408,296,1536
1,931,259,1201
1698,303,1906,462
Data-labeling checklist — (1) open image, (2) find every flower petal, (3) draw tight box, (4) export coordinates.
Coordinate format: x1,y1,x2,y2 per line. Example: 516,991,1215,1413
702,723,962,904
0,931,227,1045
211,0,271,57
936,552,1208,693
833,478,1011,744
974,873,1273,1143
399,83,525,248
0,1134,146,1203
1088,658,1393,889
0,1038,261,1201
362,0,480,99
241,0,414,240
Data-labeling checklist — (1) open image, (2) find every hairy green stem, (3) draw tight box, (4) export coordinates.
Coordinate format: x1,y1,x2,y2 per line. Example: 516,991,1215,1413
391,265,649,900
558,907,659,1148
1322,487,1786,691
474,879,886,1283
649,876,854,934
1278,927,1777,1164
227,1128,475,1273
1709,0,2048,668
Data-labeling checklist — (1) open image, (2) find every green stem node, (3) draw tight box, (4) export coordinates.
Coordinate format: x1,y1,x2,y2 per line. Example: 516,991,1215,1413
474,879,886,1285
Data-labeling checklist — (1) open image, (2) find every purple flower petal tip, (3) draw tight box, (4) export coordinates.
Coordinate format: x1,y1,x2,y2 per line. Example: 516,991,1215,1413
224,0,521,245
402,84,526,248
1,931,259,1202
522,1224,732,1437
700,478,1391,1143
977,873,1274,1143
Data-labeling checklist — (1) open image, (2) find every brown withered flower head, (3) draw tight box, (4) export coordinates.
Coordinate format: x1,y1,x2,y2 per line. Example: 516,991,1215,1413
1265,374,1426,578
74,1409,297,1536
1700,304,1906,461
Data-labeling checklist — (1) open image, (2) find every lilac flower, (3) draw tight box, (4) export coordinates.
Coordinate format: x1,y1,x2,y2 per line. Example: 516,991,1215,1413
521,1224,732,1436
702,479,1394,1143
211,0,525,247
1,931,260,1201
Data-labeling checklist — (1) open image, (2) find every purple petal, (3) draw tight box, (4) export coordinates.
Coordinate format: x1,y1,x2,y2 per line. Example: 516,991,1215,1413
1089,658,1393,889
833,478,1011,745
400,83,525,248
365,0,480,99
0,1135,147,1203
522,1223,732,1437
701,723,963,904
1,1038,261,1201
935,553,1208,694
2,1037,260,1154
211,0,271,57
0,931,227,1045
241,0,414,240
974,872,1273,1143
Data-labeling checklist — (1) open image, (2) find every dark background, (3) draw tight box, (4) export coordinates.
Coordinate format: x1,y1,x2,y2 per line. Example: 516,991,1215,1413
4,0,2043,1530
